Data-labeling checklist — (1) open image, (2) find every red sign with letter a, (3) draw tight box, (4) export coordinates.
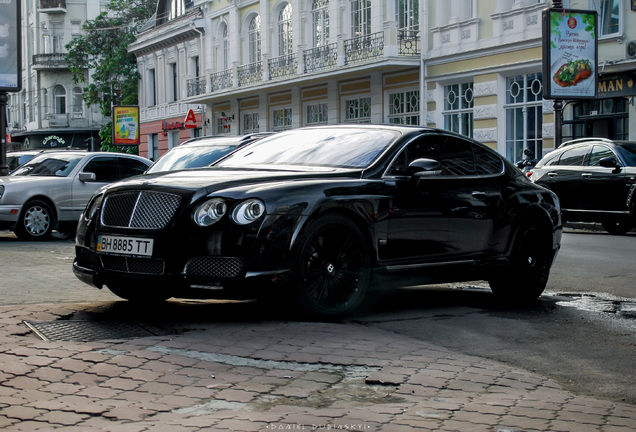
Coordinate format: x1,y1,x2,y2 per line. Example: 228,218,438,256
184,110,197,128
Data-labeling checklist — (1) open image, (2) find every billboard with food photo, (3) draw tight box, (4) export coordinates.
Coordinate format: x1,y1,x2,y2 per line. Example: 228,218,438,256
542,8,597,100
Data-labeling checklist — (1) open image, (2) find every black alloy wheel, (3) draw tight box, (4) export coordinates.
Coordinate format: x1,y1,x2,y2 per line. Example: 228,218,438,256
292,214,371,319
489,224,552,303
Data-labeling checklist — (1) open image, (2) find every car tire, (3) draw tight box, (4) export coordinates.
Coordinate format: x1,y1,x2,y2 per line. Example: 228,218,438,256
15,199,55,241
106,282,172,303
489,223,552,303
291,214,371,319
601,219,632,235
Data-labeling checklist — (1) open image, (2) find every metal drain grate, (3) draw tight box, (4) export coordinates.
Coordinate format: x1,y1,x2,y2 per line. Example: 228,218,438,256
23,320,167,342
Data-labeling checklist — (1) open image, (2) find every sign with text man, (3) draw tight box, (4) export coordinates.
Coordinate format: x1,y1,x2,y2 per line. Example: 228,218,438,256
542,8,597,100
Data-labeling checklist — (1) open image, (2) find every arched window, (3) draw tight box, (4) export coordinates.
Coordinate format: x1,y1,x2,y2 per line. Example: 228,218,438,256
221,22,229,70
278,3,293,56
54,85,66,114
312,0,329,47
248,15,261,63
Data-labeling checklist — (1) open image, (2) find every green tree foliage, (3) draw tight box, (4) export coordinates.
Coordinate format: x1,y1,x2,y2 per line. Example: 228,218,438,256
66,0,156,152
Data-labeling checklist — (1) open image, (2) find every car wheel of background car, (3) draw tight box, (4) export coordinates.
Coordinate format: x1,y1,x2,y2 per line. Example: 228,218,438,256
106,281,172,303
489,223,552,303
601,219,632,235
291,214,371,319
15,199,55,241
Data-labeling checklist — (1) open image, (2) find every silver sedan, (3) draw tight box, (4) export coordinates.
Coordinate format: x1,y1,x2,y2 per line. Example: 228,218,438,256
0,151,151,240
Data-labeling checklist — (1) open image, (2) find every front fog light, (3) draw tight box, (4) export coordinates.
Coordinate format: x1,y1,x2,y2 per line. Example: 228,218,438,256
194,198,227,226
232,199,265,225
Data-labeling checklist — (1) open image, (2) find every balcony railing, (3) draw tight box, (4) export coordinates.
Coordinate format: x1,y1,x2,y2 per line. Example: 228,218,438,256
344,32,384,65
186,76,206,97
304,43,338,73
39,0,66,11
398,30,420,56
268,53,298,80
237,61,263,86
210,69,233,92
32,53,67,68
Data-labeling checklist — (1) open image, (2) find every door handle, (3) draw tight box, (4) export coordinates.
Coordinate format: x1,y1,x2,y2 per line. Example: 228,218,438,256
548,172,558,177
472,191,487,200
581,173,592,178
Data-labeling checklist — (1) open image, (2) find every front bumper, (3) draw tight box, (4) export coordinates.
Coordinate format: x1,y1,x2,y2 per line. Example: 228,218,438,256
0,204,22,227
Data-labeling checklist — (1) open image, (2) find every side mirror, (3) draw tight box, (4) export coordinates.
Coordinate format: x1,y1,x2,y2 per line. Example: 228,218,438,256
599,157,620,169
78,172,97,182
407,158,442,177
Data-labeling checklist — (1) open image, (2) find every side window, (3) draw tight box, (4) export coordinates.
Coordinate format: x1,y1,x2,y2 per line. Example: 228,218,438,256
82,157,119,182
387,136,475,177
556,146,587,166
118,158,149,178
588,145,615,166
473,145,504,175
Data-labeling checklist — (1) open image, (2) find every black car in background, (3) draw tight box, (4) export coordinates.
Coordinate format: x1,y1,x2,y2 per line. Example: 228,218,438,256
529,138,636,235
73,125,562,318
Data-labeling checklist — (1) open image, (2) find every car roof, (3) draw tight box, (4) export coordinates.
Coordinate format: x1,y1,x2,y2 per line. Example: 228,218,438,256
558,138,636,149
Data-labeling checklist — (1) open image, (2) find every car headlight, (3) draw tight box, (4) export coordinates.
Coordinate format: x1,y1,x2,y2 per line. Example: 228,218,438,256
194,198,227,227
232,199,266,225
85,194,104,222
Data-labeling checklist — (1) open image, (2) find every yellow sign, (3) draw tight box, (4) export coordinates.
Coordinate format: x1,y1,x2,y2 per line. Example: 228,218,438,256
112,106,140,146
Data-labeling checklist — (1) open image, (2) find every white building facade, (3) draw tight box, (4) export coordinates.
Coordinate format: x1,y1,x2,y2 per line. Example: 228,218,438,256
130,0,636,163
6,0,107,150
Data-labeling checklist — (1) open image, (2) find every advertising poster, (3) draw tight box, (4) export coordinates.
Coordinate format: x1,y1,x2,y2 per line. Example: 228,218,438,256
543,8,597,100
112,106,140,145
0,0,21,92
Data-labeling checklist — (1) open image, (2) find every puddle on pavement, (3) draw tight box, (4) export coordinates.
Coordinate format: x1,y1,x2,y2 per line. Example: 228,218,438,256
550,292,636,320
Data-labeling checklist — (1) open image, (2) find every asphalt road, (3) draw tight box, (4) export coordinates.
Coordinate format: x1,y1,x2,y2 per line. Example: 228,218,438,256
1,227,635,405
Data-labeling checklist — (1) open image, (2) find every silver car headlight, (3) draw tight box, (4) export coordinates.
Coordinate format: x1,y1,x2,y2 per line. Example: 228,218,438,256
194,198,227,227
232,199,266,225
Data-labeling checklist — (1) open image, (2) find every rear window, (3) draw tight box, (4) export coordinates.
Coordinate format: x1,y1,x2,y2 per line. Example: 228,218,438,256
617,143,636,166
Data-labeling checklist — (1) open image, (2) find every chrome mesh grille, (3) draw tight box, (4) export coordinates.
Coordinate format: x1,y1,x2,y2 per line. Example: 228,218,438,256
185,257,244,278
100,255,165,275
101,191,181,229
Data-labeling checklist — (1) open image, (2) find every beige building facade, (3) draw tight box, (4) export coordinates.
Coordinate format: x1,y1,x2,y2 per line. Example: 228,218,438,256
130,0,636,164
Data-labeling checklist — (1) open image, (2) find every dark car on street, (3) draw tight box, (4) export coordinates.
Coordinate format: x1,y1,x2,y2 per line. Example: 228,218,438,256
145,133,273,174
529,138,636,235
73,125,562,318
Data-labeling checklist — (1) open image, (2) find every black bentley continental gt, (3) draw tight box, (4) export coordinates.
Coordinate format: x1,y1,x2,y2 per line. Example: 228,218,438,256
73,125,562,318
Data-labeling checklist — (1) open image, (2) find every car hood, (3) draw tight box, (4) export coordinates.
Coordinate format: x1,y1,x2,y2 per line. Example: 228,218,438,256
0,175,65,186
106,166,363,194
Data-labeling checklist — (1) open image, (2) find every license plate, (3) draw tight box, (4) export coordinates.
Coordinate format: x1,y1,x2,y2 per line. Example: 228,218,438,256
97,235,154,257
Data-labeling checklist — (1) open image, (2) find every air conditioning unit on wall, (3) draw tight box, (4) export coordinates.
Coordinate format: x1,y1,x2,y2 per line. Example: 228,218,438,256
627,40,636,59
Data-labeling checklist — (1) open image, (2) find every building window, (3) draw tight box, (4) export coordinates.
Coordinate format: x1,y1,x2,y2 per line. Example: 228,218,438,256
278,3,293,56
444,82,473,138
71,20,81,38
216,115,232,134
148,69,156,106
242,112,260,133
248,15,261,64
505,73,543,163
51,22,64,53
344,97,371,123
397,0,418,32
273,108,292,131
306,103,328,125
312,0,329,47
388,90,419,125
597,0,620,37
168,131,179,150
54,85,66,114
169,63,178,102
221,23,229,70
351,0,371,38
148,134,159,161
72,87,83,118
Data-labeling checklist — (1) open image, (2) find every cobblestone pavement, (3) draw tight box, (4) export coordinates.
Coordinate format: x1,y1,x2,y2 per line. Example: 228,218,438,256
0,301,635,431
1,231,636,431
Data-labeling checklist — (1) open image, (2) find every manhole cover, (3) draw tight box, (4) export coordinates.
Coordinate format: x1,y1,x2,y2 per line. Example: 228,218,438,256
23,320,168,342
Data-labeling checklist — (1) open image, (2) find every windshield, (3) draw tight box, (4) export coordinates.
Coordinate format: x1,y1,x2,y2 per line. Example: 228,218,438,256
10,154,84,177
617,143,636,166
147,144,239,173
217,128,398,169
